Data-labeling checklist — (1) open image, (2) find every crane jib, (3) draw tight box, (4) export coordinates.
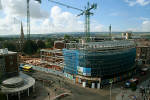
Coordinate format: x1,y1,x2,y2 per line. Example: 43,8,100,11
48,0,97,42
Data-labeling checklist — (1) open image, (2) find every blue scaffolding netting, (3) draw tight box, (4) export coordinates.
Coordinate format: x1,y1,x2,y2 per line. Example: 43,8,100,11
63,49,79,74
63,47,136,77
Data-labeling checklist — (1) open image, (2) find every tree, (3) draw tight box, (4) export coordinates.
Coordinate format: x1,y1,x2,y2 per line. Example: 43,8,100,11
37,40,46,49
3,42,17,51
64,34,79,43
0,38,3,41
0,92,5,100
45,38,54,48
64,34,71,42
23,40,38,55
130,82,137,91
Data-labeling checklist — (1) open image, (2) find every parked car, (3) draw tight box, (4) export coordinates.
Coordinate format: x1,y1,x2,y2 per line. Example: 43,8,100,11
125,78,139,88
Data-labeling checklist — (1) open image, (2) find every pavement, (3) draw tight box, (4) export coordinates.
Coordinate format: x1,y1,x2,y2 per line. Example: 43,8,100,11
116,70,150,100
20,68,150,100
31,71,117,100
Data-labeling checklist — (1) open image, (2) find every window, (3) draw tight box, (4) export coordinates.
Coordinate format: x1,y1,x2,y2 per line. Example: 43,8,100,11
142,61,145,64
9,56,13,59
10,61,13,65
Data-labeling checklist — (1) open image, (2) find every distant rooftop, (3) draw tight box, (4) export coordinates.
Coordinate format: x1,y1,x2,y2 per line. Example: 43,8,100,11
66,40,135,50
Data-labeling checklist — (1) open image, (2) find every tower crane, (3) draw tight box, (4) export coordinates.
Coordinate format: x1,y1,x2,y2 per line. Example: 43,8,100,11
48,0,97,42
26,0,41,40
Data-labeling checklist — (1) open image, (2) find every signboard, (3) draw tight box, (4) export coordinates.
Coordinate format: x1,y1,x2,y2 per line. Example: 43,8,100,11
77,66,91,76
83,67,91,76
64,73,74,80
109,79,113,83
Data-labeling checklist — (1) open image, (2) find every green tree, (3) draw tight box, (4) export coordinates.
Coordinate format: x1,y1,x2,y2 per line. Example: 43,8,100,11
130,82,137,91
37,40,46,49
0,92,6,100
64,34,71,40
0,38,3,41
3,42,17,51
23,40,38,55
45,38,54,48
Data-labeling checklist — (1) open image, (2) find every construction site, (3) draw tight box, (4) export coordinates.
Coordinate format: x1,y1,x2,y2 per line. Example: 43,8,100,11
17,0,137,89
63,40,136,88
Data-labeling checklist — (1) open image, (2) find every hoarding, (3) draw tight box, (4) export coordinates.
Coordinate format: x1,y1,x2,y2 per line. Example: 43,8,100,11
77,66,91,76
77,66,83,75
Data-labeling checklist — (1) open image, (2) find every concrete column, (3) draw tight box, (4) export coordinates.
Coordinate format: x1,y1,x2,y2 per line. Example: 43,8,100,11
28,88,30,96
82,82,86,88
33,85,35,92
92,83,95,88
97,83,100,89
6,94,9,100
18,92,20,100
43,80,44,87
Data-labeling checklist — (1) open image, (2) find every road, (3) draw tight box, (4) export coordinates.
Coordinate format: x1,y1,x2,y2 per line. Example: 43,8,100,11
21,68,150,100
31,71,117,100
116,69,150,100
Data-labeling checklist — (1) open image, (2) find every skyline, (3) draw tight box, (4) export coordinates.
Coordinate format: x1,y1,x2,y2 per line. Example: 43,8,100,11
0,0,150,35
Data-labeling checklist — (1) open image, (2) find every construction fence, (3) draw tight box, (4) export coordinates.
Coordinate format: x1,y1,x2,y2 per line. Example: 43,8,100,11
26,64,64,76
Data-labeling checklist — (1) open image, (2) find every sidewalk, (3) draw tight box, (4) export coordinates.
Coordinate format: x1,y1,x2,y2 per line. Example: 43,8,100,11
116,89,142,100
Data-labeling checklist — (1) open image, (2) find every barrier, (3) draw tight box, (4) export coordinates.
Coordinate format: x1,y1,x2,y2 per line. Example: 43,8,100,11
25,64,64,77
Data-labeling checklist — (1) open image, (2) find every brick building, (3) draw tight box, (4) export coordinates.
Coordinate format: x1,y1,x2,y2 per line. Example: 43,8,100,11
136,46,150,66
136,39,150,67
54,41,65,49
0,48,18,80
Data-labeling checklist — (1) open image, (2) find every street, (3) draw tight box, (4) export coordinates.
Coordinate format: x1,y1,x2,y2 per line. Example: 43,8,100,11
21,69,150,100
22,71,117,100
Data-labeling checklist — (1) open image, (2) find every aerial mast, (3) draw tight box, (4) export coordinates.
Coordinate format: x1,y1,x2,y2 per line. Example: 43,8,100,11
109,24,112,38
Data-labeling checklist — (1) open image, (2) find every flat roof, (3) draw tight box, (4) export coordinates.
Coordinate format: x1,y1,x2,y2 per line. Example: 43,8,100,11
0,72,35,94
0,49,17,56
66,40,135,50
136,46,150,48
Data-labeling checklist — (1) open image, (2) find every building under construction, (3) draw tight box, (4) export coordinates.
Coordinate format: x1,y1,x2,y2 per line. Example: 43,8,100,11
40,41,65,71
63,40,136,88
40,49,64,68
135,39,150,67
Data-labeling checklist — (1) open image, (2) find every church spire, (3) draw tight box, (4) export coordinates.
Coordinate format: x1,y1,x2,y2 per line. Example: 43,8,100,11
20,22,24,40
20,21,24,52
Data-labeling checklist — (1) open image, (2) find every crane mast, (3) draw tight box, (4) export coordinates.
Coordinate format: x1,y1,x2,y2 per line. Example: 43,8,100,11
27,0,30,40
26,0,41,40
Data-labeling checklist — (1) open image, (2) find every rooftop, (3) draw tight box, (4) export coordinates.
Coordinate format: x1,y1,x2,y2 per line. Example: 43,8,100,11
2,77,24,88
0,48,17,56
66,40,135,50
0,72,35,94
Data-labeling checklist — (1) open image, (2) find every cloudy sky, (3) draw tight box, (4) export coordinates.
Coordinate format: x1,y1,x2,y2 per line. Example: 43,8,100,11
0,0,150,35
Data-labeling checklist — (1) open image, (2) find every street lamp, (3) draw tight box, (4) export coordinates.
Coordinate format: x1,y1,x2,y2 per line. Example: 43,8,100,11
109,80,113,100
121,86,124,100
48,92,50,100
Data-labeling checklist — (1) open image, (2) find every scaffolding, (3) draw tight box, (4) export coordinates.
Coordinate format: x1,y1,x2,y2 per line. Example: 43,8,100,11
63,49,78,74
65,40,135,50
63,40,136,82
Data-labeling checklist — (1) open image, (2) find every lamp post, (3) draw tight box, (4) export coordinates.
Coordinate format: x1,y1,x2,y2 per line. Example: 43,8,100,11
121,86,124,100
109,80,113,100
48,92,50,100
